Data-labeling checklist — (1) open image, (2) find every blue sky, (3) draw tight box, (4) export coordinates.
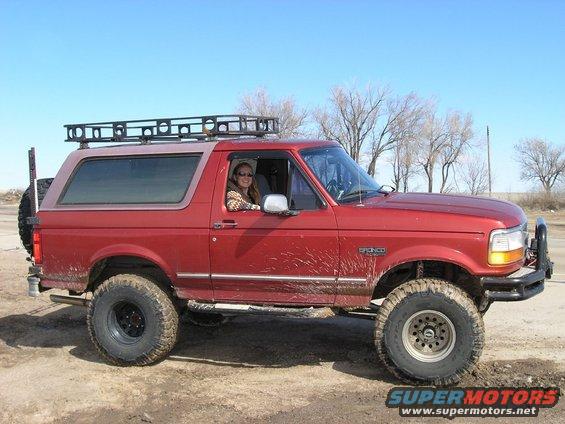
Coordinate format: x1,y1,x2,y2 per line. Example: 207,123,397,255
1,0,564,191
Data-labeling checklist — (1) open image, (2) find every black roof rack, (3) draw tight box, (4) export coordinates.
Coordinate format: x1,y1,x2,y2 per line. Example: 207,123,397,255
64,114,279,146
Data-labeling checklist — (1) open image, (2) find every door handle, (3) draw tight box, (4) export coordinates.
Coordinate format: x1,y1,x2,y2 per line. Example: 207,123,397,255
213,220,238,229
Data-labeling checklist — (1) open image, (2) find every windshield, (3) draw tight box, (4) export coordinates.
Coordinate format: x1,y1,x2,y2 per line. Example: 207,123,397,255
300,147,382,203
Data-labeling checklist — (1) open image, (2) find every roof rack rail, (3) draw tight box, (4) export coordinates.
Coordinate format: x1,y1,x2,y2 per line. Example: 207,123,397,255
64,114,279,146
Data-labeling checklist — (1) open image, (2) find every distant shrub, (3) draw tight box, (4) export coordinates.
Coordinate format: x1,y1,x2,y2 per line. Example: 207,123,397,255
515,191,565,211
0,189,24,204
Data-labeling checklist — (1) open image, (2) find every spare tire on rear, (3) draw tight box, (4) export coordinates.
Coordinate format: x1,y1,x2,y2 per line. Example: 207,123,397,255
18,178,53,254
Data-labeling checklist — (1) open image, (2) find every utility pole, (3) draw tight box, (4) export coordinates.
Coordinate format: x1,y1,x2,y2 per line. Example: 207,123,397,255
486,126,492,197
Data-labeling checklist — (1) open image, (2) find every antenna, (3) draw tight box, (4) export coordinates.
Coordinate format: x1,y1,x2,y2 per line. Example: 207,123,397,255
357,163,362,205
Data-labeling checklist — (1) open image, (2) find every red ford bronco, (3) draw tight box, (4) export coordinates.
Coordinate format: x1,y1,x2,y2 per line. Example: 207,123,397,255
20,115,553,385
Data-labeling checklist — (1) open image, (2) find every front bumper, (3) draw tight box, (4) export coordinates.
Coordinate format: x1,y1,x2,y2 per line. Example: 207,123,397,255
481,218,553,301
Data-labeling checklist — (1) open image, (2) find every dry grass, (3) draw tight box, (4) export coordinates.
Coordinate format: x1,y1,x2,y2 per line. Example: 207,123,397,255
524,209,565,239
488,191,565,211
0,189,24,205
515,193,565,211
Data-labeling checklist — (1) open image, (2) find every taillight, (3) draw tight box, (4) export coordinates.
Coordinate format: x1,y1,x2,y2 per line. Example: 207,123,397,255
32,230,42,264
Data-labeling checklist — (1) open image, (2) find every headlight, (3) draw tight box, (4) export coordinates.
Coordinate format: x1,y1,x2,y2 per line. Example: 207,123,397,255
488,225,527,265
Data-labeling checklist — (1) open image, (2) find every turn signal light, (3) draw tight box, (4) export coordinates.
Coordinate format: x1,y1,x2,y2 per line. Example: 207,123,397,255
488,247,523,265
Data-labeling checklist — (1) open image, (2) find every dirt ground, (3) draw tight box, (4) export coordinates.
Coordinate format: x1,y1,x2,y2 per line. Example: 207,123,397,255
0,204,563,423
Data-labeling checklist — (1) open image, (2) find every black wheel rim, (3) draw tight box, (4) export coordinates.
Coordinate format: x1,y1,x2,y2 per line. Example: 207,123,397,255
109,301,146,343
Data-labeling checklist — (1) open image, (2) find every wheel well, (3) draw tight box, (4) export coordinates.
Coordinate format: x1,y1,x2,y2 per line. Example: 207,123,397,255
88,255,174,296
372,260,481,302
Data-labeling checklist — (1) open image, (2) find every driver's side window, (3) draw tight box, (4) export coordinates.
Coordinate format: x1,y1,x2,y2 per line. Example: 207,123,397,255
226,155,321,212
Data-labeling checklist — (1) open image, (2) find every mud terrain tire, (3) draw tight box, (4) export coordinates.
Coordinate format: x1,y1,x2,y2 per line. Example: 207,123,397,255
374,278,484,386
87,274,179,366
18,178,53,254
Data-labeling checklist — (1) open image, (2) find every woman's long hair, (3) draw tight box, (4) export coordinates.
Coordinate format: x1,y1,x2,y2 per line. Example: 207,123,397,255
232,162,261,204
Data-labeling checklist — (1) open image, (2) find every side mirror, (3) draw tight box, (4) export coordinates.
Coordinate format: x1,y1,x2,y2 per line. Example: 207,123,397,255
260,194,299,216
379,185,396,194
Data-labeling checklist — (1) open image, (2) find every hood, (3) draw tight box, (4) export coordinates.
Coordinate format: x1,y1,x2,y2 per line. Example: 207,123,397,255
359,192,526,229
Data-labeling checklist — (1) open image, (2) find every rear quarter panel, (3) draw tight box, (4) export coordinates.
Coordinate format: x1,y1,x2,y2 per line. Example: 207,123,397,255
36,144,219,299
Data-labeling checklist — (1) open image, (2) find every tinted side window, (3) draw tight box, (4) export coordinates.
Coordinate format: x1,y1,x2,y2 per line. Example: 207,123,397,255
60,155,200,204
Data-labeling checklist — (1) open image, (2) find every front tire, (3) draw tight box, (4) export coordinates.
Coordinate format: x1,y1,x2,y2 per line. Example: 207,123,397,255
374,278,484,386
87,274,179,366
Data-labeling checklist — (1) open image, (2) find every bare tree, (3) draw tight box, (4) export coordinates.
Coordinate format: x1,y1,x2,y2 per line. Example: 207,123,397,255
461,156,489,195
314,84,386,162
366,93,425,177
237,88,309,138
438,112,474,193
416,105,450,193
390,136,419,192
514,138,565,193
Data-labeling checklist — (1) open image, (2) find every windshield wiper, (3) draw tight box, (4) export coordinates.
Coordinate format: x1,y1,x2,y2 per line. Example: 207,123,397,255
340,189,380,202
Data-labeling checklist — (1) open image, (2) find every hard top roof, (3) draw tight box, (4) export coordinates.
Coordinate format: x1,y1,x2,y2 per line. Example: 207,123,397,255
78,138,339,155
214,138,339,151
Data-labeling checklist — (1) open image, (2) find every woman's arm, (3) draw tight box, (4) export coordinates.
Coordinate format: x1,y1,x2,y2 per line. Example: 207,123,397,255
226,190,260,211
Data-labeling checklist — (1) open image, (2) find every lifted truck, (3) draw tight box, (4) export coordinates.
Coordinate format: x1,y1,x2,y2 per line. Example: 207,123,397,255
21,114,553,385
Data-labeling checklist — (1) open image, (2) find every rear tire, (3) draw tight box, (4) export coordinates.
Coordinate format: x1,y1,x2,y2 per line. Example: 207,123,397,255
374,278,484,386
87,274,179,366
18,178,53,254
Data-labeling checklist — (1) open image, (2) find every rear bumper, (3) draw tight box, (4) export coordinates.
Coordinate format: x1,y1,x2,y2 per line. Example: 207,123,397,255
481,218,553,302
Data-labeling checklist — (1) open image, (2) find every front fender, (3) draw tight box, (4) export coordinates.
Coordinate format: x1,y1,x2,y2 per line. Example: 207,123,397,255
375,244,479,281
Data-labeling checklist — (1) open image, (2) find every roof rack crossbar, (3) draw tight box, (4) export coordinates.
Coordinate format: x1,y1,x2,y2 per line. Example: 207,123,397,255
64,114,280,144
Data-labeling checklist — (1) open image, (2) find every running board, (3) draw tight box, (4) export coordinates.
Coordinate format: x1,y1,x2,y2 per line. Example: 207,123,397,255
338,309,378,320
186,300,336,318
50,294,90,307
